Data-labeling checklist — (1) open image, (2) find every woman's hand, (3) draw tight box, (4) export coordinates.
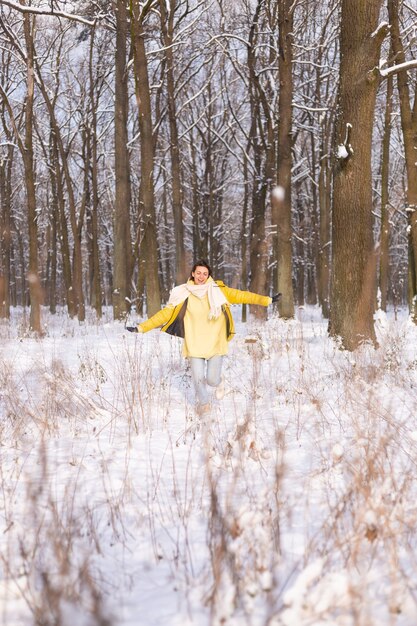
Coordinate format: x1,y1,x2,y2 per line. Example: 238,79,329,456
271,293,282,303
126,326,139,333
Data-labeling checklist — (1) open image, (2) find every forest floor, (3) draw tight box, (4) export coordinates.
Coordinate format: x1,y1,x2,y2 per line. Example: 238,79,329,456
1,305,417,625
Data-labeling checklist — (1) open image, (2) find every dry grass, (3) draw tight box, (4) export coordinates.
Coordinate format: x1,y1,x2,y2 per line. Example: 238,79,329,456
0,310,417,625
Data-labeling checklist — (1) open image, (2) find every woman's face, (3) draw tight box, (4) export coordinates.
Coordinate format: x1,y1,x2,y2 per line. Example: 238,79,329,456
192,266,210,284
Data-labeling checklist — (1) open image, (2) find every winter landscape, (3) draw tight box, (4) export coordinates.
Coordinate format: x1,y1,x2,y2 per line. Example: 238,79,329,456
2,1,417,623
1,304,417,626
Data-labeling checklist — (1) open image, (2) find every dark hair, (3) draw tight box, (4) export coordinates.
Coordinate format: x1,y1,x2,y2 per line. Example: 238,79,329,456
189,259,212,281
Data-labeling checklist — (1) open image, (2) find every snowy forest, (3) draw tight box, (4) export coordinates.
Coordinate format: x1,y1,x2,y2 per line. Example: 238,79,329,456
2,1,417,625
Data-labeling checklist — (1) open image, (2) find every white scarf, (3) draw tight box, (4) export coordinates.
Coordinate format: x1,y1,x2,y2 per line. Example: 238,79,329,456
168,277,227,320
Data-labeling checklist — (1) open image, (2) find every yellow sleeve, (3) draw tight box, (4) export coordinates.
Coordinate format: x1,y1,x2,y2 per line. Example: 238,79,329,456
219,283,271,307
138,305,175,333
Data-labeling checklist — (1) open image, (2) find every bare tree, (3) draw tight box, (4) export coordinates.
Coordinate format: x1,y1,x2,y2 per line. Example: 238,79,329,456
274,0,295,318
330,0,388,349
130,0,161,315
387,0,417,321
0,11,42,331
113,0,132,320
379,71,394,312
159,0,187,283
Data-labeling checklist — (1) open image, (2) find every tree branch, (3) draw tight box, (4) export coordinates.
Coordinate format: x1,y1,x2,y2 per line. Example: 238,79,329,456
0,0,98,27
379,58,417,78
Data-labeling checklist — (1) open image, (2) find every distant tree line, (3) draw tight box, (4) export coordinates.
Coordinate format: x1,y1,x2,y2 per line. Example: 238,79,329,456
0,0,416,348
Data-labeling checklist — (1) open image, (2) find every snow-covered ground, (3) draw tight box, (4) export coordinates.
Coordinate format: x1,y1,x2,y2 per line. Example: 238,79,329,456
1,305,417,625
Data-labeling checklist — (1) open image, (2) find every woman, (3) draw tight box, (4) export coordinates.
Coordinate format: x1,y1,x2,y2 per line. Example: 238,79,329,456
127,260,280,413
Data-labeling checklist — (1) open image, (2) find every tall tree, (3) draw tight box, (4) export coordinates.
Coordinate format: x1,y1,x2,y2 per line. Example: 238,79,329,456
0,122,13,319
86,26,102,317
387,0,417,321
130,0,161,315
379,71,394,311
0,12,42,331
159,0,187,283
247,0,275,316
274,0,295,318
329,0,388,349
113,0,132,320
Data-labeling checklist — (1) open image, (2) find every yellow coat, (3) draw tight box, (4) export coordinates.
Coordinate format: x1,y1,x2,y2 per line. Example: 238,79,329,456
138,281,271,353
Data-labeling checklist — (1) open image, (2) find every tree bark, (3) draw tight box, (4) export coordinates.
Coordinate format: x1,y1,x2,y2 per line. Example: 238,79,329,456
50,129,75,316
23,13,42,332
247,0,274,317
379,72,393,311
159,0,187,283
34,63,84,320
130,0,161,315
0,143,12,319
113,0,132,319
387,0,417,320
88,27,102,317
330,0,387,349
318,155,331,318
274,0,295,318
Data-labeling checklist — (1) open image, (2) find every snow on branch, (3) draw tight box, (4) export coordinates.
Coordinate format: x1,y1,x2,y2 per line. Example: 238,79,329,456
371,21,390,39
0,0,98,27
379,58,417,78
337,123,353,162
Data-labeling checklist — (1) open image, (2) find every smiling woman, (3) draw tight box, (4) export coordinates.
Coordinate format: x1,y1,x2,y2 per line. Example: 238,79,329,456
127,260,280,414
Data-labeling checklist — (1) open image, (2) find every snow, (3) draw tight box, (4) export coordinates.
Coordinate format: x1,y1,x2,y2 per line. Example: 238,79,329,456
379,59,417,78
371,21,390,39
1,305,417,624
272,185,285,202
337,144,349,159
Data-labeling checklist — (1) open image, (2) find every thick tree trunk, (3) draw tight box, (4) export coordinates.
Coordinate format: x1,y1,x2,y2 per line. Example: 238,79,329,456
131,0,161,315
330,0,387,349
113,0,132,319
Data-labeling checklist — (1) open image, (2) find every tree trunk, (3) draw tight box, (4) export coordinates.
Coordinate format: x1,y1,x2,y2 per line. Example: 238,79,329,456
190,134,201,260
130,0,161,315
23,14,42,332
318,155,331,318
159,0,187,283
247,0,274,317
274,0,295,318
88,28,102,317
34,63,83,319
48,201,57,314
387,0,417,321
113,0,132,319
0,146,12,319
50,131,75,316
241,150,250,323
379,72,393,311
330,0,387,349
